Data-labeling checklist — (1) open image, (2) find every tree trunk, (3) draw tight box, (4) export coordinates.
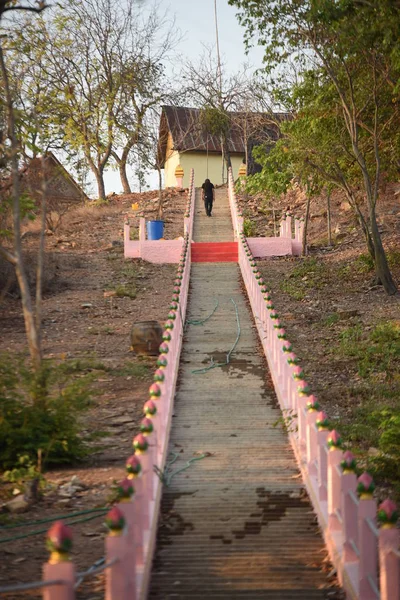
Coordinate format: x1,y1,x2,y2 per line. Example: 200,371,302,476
157,169,163,220
119,159,131,194
95,170,106,201
370,211,397,294
326,189,332,246
35,155,47,349
302,193,311,256
222,137,232,183
343,188,375,258
0,45,42,371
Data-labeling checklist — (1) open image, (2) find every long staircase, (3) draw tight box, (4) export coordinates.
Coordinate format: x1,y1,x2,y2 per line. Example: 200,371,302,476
149,188,342,599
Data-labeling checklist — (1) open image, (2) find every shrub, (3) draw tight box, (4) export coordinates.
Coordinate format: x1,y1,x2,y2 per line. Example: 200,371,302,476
0,355,92,471
243,218,256,237
280,257,327,300
355,253,374,273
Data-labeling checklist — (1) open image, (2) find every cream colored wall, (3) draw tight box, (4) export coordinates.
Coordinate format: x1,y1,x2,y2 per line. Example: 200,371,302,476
179,152,244,187
164,151,244,188
164,133,181,188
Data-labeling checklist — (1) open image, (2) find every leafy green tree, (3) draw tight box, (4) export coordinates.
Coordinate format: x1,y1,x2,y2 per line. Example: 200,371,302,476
230,0,400,294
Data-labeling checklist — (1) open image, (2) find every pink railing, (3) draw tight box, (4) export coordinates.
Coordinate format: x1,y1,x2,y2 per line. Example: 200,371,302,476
0,171,195,600
228,169,304,256
227,167,244,239
237,231,400,600
183,169,195,241
124,169,195,263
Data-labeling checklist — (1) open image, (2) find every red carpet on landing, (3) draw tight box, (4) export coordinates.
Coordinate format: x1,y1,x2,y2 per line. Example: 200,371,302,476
191,242,238,263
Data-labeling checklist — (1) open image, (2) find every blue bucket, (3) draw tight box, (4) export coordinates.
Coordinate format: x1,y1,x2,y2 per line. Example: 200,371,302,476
146,220,164,240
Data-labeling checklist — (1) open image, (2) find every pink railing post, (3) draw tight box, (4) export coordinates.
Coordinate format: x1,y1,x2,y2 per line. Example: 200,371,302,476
326,431,343,532
105,506,130,600
306,399,320,477
378,500,400,600
379,529,400,600
125,454,147,567
296,381,311,449
133,434,154,503
43,522,75,600
340,452,359,564
285,213,292,238
124,222,130,245
317,430,329,501
279,216,285,237
139,217,145,242
297,396,308,449
357,473,378,599
116,479,137,598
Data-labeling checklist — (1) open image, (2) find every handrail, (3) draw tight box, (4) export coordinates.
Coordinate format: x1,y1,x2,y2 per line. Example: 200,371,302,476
237,228,400,600
227,167,243,239
0,579,68,593
366,517,379,538
75,557,119,589
368,574,380,597
350,539,360,558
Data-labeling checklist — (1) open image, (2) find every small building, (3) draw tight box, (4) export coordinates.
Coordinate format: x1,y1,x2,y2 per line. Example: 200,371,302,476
1,152,87,207
21,153,88,207
158,105,288,188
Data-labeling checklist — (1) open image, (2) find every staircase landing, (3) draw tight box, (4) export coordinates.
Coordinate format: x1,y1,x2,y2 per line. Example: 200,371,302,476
191,242,238,263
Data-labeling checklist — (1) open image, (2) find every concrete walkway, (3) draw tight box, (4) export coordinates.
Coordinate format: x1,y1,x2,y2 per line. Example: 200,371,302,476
193,186,233,242
149,189,339,599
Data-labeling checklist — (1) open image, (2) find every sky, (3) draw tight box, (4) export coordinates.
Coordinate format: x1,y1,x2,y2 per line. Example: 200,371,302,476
101,0,266,196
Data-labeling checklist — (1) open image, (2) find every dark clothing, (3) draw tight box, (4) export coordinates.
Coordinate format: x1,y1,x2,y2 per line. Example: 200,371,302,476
204,196,213,216
202,181,214,199
202,181,215,216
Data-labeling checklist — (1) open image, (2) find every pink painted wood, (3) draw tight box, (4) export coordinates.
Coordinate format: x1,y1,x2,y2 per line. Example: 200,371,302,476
123,174,195,264
117,502,137,598
105,534,130,600
227,168,243,239
306,413,318,477
358,498,378,599
228,168,303,256
42,562,75,600
341,475,359,564
235,209,400,600
379,528,400,600
327,451,343,531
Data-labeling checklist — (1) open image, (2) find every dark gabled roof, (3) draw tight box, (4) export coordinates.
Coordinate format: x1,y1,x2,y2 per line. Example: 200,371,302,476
158,105,291,167
0,152,87,202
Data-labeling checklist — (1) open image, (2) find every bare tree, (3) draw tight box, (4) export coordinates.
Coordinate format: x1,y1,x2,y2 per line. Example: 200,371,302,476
111,8,179,194
0,1,49,370
181,49,252,182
